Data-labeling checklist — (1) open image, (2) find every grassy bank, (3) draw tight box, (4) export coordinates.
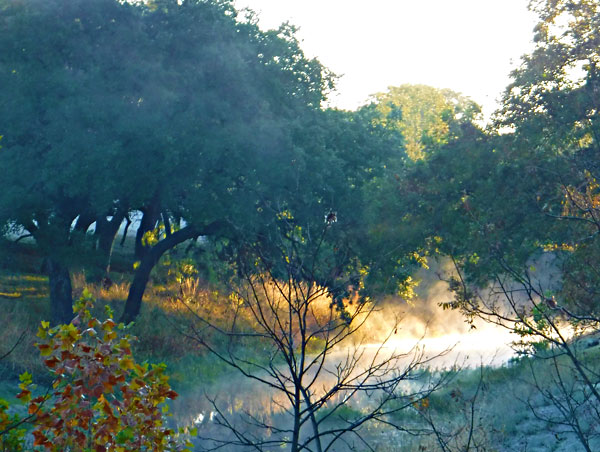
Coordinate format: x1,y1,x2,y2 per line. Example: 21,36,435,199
0,239,251,399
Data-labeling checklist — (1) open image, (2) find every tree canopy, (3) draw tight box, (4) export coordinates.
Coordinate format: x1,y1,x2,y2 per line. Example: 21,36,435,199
372,84,480,160
0,0,332,322
377,0,600,326
0,0,408,324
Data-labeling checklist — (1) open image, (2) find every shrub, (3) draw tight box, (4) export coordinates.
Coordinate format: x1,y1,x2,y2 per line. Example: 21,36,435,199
3,290,190,452
0,396,26,451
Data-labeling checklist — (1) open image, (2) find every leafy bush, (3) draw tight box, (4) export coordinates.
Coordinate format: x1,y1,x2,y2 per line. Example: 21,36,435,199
0,396,26,451
1,290,190,451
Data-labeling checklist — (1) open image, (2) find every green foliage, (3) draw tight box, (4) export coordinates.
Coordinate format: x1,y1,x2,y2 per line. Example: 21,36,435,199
0,0,416,324
0,0,351,324
498,0,600,141
388,0,600,315
373,84,481,160
0,397,26,452
167,259,198,286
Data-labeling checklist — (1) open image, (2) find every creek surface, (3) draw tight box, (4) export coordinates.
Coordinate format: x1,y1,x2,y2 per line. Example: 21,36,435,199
172,262,521,449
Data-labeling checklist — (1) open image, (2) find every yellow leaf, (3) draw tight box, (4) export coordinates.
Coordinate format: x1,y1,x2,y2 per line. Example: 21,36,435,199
37,327,47,339
119,357,135,371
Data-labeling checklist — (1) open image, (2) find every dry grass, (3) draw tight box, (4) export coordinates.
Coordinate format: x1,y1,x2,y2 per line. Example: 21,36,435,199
0,240,245,399
0,268,210,385
0,272,50,380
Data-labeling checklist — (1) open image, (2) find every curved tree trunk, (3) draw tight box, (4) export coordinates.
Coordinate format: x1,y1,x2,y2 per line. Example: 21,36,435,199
47,257,74,325
120,226,199,324
95,210,127,279
120,214,132,247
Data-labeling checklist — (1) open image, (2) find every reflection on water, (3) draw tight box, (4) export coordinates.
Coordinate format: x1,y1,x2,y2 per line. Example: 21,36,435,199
374,324,517,367
173,260,535,449
167,256,583,451
173,374,289,427
173,321,517,447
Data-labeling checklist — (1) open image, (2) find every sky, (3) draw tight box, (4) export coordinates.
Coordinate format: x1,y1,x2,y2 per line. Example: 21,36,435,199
233,0,538,121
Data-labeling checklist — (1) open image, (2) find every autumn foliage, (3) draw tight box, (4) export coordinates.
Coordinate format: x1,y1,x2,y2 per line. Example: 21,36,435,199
2,290,188,451
0,398,26,451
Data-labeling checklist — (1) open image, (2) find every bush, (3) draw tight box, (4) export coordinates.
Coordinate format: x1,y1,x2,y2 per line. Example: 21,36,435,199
1,290,190,452
0,396,26,451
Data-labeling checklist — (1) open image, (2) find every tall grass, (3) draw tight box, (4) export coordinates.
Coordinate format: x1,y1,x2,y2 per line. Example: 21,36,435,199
0,273,49,381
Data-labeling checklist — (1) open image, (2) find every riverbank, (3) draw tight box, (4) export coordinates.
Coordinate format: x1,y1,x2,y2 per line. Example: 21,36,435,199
2,238,600,451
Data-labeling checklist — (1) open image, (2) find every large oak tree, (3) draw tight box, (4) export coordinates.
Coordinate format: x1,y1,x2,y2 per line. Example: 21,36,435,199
0,0,334,324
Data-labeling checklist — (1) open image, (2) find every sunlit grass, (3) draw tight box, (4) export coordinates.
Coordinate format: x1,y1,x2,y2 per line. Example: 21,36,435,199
0,259,212,387
15,275,46,282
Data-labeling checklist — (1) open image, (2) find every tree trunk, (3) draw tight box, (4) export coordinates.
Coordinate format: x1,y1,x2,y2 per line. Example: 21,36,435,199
301,387,323,452
291,393,301,452
134,204,160,260
120,214,132,247
47,258,74,325
73,212,96,234
95,210,126,277
120,226,199,324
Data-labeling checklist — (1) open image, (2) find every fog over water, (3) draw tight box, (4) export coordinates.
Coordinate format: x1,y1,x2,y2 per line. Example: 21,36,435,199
168,253,581,450
359,260,517,368
172,259,521,443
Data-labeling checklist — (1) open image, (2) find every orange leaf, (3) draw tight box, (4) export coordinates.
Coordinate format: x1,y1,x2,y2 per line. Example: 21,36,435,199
44,356,60,369
32,430,50,446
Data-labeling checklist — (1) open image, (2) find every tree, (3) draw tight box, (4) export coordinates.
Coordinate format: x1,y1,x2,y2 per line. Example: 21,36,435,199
0,0,164,323
0,0,336,324
178,221,448,452
0,0,412,326
119,89,409,322
372,84,480,160
498,0,600,148
377,2,600,448
383,114,600,451
118,4,337,323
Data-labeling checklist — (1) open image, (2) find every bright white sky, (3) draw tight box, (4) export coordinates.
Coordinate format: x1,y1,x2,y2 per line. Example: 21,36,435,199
233,0,538,121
